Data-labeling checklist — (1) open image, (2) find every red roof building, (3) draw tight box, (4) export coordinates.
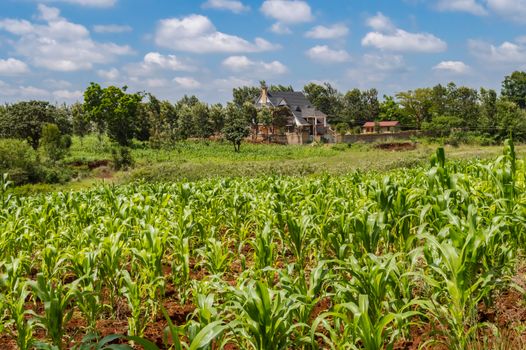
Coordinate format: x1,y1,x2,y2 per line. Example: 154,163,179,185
362,121,401,134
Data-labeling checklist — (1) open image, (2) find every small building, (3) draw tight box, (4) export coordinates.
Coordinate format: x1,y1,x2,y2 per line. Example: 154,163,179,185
254,87,329,143
362,121,400,134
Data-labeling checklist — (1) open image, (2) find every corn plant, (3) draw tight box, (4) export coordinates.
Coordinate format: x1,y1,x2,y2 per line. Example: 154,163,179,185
28,273,79,350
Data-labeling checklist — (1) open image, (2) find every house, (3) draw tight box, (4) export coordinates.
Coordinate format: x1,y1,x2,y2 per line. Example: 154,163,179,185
362,121,400,134
254,87,329,143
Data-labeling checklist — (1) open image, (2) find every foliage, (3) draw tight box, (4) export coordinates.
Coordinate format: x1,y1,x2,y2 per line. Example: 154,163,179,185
111,146,134,170
502,71,526,109
0,139,39,184
83,83,143,146
40,123,71,162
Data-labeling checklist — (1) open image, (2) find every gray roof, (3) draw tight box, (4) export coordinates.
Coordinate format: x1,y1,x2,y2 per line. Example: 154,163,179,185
255,90,327,127
267,91,312,107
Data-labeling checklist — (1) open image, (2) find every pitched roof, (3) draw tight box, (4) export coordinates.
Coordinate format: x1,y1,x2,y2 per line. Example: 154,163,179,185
267,91,312,107
363,121,400,127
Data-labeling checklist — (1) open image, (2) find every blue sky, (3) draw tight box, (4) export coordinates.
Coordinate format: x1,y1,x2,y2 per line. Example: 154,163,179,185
1,0,526,104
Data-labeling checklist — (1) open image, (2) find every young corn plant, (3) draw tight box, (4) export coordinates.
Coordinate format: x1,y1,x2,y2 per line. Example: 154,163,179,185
28,273,79,350
198,237,231,276
229,280,302,350
120,270,153,338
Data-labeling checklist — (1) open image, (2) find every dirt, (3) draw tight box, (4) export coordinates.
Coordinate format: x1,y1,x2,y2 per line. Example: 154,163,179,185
375,142,417,151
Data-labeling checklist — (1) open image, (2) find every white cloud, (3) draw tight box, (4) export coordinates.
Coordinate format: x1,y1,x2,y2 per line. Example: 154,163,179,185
260,0,313,24
43,79,72,89
143,52,193,71
270,23,292,34
155,14,278,53
486,0,526,23
146,78,169,88
41,0,117,7
93,24,132,33
347,54,408,86
305,23,349,39
433,60,471,73
305,45,350,63
469,39,526,63
362,12,447,53
366,12,395,32
174,77,202,89
435,0,487,15
222,55,287,74
0,5,133,71
97,67,120,80
202,0,249,13
19,86,49,97
53,89,83,100
0,58,29,75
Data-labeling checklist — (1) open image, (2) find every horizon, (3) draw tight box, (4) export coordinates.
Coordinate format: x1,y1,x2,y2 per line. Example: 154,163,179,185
1,0,525,104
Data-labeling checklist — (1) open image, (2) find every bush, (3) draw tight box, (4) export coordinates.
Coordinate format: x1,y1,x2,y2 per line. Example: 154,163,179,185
112,146,134,170
40,123,71,162
0,139,39,185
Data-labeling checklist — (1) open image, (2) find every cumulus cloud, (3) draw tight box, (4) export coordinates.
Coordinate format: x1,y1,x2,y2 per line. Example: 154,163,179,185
486,0,526,23
155,14,278,53
222,55,287,74
97,67,120,80
260,0,313,23
347,53,408,86
0,58,29,75
0,5,133,71
305,23,349,39
124,52,194,78
202,0,249,13
53,89,83,100
19,85,49,97
174,77,202,89
435,0,487,15
270,23,292,34
362,12,447,53
41,0,117,7
93,24,132,33
433,60,471,73
469,39,526,63
305,45,350,63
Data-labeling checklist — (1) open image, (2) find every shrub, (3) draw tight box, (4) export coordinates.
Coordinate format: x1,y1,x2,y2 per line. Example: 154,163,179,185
112,147,134,170
0,139,39,185
40,123,71,162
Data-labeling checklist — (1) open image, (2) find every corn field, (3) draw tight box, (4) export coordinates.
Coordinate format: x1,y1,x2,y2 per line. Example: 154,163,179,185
0,140,525,349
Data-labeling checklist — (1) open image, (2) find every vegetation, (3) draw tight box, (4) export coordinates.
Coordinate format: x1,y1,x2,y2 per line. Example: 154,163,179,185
0,141,525,349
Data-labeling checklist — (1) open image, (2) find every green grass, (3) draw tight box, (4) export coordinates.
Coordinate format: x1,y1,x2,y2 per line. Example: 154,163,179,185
16,134,523,194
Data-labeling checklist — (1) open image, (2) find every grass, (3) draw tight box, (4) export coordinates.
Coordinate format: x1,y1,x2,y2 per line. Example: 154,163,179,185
12,134,525,195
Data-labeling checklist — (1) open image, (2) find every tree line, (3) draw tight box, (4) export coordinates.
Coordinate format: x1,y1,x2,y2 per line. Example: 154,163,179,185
1,72,526,154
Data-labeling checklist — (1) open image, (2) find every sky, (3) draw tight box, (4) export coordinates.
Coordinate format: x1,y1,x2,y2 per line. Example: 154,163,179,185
1,0,526,104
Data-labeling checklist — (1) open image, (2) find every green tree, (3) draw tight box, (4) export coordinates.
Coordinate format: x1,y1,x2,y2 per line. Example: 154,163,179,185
209,103,225,134
303,82,343,124
233,86,260,107
223,103,250,152
192,102,213,139
0,101,58,149
479,88,498,133
71,102,91,142
396,88,433,129
502,71,526,109
258,106,273,141
495,99,526,140
83,83,143,146
40,123,70,162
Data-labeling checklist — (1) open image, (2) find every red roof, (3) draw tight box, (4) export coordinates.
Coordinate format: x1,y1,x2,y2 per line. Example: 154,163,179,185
363,121,400,127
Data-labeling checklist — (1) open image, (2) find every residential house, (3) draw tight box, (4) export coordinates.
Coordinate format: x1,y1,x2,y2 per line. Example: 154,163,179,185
254,87,329,143
362,121,400,134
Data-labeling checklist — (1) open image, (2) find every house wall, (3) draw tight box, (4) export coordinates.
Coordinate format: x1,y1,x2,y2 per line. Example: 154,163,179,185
337,130,422,144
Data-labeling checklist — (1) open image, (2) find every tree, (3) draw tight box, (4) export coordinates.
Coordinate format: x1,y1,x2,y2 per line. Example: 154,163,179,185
303,82,343,124
191,102,213,139
421,115,464,137
233,86,260,107
495,99,526,140
209,104,225,135
71,102,91,142
379,95,407,124
0,101,58,149
502,71,526,109
396,89,433,129
242,101,258,138
258,106,273,141
479,88,497,133
83,83,143,146
40,123,70,162
223,103,250,152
